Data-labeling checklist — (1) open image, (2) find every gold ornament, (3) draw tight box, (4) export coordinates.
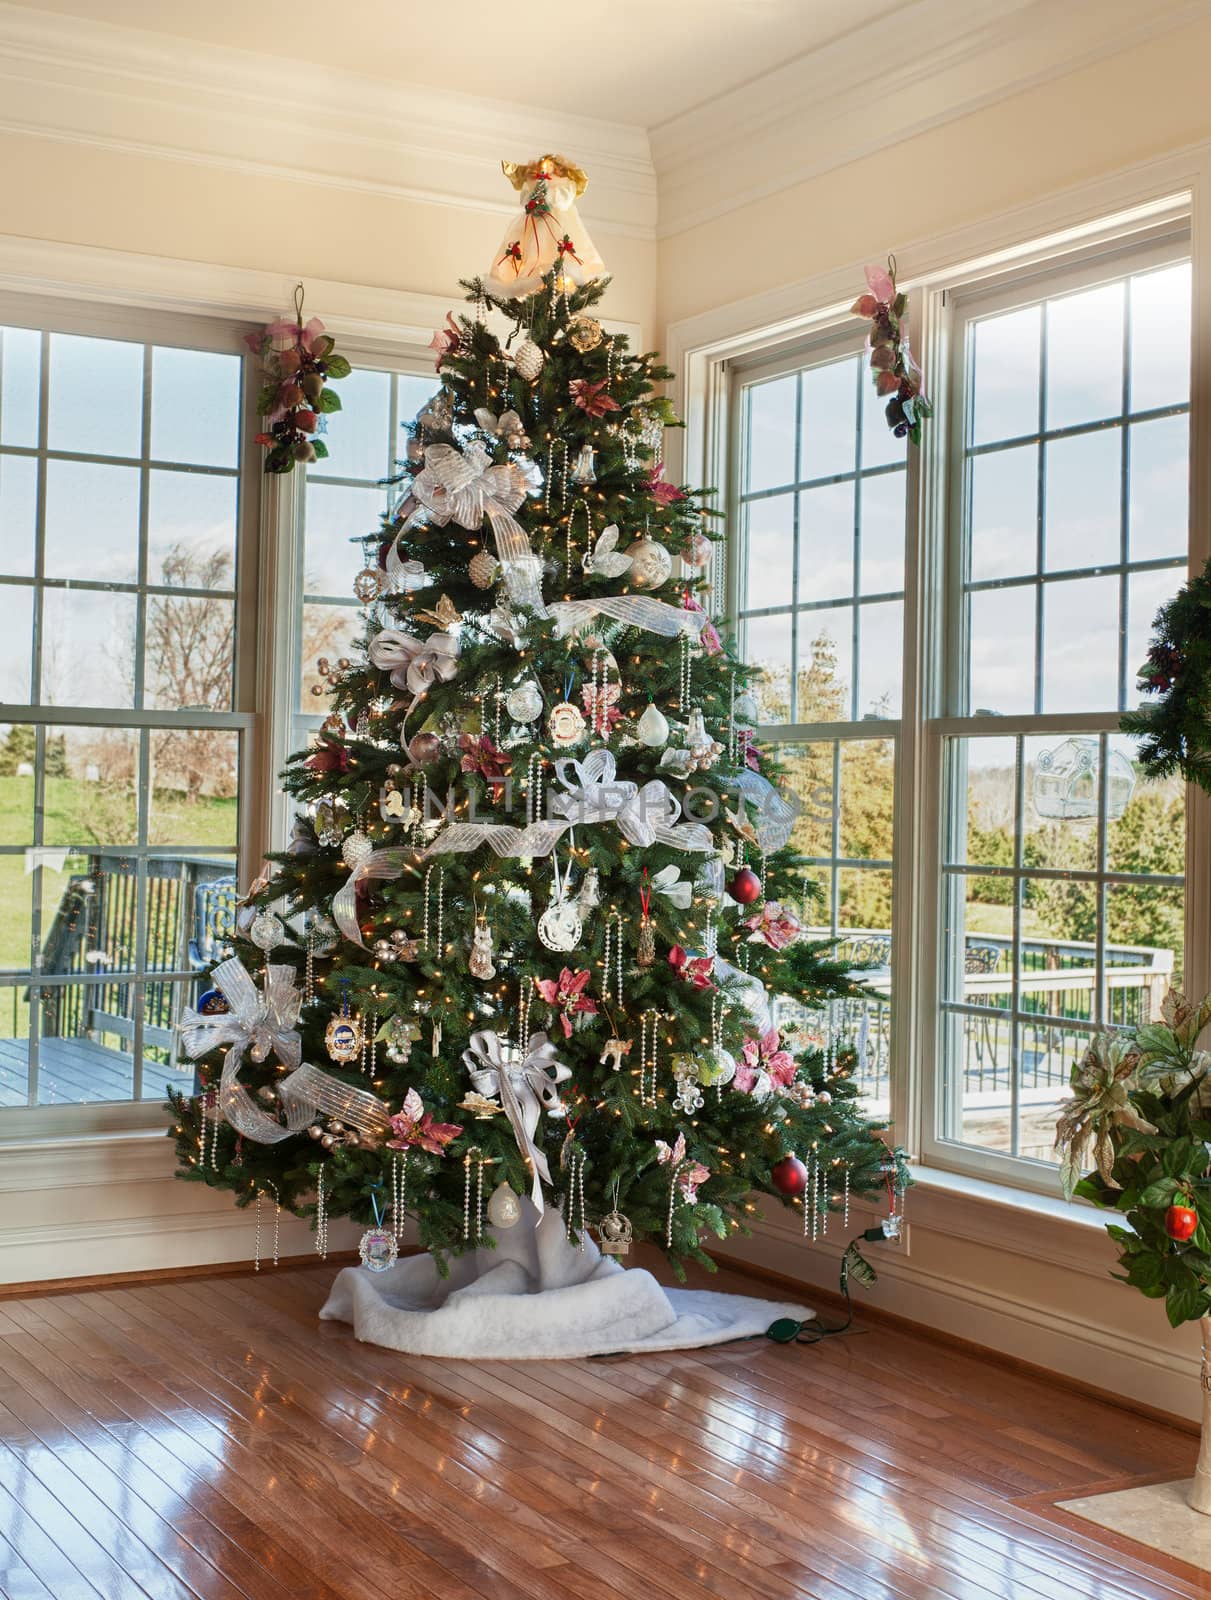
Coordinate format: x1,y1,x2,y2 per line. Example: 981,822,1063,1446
353,567,385,603
468,550,500,589
325,1011,363,1064
414,594,461,629
568,315,604,353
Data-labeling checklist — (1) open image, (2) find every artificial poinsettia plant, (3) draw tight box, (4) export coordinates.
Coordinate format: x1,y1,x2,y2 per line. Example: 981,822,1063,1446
1056,990,1211,1327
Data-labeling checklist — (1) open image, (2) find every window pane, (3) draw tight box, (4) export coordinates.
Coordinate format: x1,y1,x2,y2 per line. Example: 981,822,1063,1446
1023,733,1100,872
40,587,136,709
776,740,834,858
971,305,1040,445
798,608,852,722
48,334,143,459
839,739,895,861
308,367,392,482
0,586,32,703
839,867,892,943
396,374,439,442
857,599,901,717
148,469,237,587
1130,262,1190,412
798,481,853,603
1045,281,1123,430
0,326,40,449
1040,575,1119,713
742,611,793,723
144,981,200,1101
744,374,796,493
947,736,1016,869
968,585,1035,715
742,493,794,612
1106,882,1182,1015
148,728,239,848
0,725,36,845
39,852,138,977
0,984,31,1106
300,603,365,714
1016,1022,1090,1163
1126,567,1181,697
37,984,136,1104
144,594,234,712
0,854,32,975
969,446,1037,583
0,453,38,577
1043,429,1120,572
150,347,240,468
1106,748,1184,879
42,727,138,847
44,459,140,584
303,482,386,597
858,468,905,595
800,358,856,481
1128,414,1187,563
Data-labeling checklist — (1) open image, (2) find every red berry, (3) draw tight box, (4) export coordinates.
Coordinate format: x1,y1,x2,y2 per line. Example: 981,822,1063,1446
1165,1204,1197,1242
771,1155,809,1198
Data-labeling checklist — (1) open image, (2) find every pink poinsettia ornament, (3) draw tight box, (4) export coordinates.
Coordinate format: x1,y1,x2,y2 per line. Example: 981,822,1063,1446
681,588,722,654
669,945,715,990
656,1133,711,1202
745,901,801,951
429,313,461,368
387,1088,462,1155
734,1029,797,1097
534,967,598,1038
568,378,619,418
646,464,685,506
458,733,510,795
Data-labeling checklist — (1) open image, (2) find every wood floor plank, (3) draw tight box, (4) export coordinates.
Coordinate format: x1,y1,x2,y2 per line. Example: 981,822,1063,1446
0,1259,1199,1600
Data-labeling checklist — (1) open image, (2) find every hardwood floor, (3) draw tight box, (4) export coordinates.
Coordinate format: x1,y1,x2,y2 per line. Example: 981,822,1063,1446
0,1255,1201,1600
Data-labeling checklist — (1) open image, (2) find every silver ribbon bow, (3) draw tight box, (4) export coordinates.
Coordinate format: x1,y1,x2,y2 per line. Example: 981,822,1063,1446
407,441,547,615
550,749,715,853
462,1029,571,1209
649,864,693,910
330,846,415,947
718,768,801,853
180,958,303,1142
368,628,459,698
549,596,708,641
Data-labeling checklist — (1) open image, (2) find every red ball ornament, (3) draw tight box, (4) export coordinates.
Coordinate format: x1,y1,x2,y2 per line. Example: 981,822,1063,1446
771,1155,809,1198
407,732,442,765
1165,1204,1198,1242
726,866,762,905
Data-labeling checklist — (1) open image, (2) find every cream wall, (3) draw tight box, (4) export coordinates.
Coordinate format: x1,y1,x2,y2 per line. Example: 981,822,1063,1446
0,130,658,335
657,11,1211,328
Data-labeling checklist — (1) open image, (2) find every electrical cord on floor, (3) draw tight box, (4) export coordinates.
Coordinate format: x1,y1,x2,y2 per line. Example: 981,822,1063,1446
764,1223,895,1345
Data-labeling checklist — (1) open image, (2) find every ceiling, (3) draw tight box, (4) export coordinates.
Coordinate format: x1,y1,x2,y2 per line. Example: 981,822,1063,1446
26,0,903,126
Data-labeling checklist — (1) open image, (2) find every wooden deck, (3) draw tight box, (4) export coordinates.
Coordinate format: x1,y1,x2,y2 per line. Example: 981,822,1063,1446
0,1256,1200,1599
0,1038,194,1107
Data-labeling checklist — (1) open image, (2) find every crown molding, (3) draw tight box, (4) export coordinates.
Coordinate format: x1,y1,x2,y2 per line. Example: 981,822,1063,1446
0,3,656,238
651,0,1207,238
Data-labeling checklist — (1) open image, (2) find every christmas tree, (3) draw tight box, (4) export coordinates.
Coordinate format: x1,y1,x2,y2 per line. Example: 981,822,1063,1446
172,154,906,1281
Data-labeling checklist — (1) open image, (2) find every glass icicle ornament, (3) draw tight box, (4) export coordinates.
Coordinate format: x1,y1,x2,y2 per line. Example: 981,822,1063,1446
570,444,597,486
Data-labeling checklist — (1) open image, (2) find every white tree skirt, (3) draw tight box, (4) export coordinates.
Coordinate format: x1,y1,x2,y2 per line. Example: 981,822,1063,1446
320,1204,811,1360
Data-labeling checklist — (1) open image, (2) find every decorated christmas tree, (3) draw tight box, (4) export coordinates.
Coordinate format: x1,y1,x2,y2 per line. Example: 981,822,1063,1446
171,154,906,1292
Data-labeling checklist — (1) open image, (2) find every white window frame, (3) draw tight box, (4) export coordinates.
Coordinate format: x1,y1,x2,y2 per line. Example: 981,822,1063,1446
0,291,263,1137
681,183,1210,1200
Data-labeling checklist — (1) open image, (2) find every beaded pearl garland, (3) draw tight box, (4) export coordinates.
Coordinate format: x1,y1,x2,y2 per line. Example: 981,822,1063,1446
602,912,624,1009
526,753,546,824
392,1152,407,1240
544,441,568,515
639,1010,660,1110
463,1147,489,1242
565,1148,587,1249
315,1163,329,1259
422,866,444,955
678,633,693,711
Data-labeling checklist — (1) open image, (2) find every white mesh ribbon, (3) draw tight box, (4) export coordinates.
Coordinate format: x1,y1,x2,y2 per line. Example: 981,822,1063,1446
179,958,304,1143
367,629,459,697
549,750,715,852
719,768,800,853
549,597,708,641
424,751,715,858
277,1062,392,1138
407,442,547,616
331,846,416,947
462,1029,571,1208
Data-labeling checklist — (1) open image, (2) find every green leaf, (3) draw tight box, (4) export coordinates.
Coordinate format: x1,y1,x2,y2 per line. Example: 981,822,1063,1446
311,439,329,459
1138,1178,1180,1207
1166,1278,1208,1328
1162,1137,1200,1179
318,388,342,414
324,354,352,381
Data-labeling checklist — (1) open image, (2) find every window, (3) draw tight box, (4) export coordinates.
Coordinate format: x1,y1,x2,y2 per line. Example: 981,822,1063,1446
729,224,1197,1191
734,347,903,1117
292,364,436,754
937,244,1189,1177
0,306,256,1126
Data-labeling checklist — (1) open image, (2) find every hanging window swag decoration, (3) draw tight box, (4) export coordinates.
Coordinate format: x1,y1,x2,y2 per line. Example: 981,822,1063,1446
246,284,351,473
1120,556,1211,793
851,256,932,444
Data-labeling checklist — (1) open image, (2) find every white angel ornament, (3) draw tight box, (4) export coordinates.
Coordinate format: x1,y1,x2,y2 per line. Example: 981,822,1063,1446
486,155,608,299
